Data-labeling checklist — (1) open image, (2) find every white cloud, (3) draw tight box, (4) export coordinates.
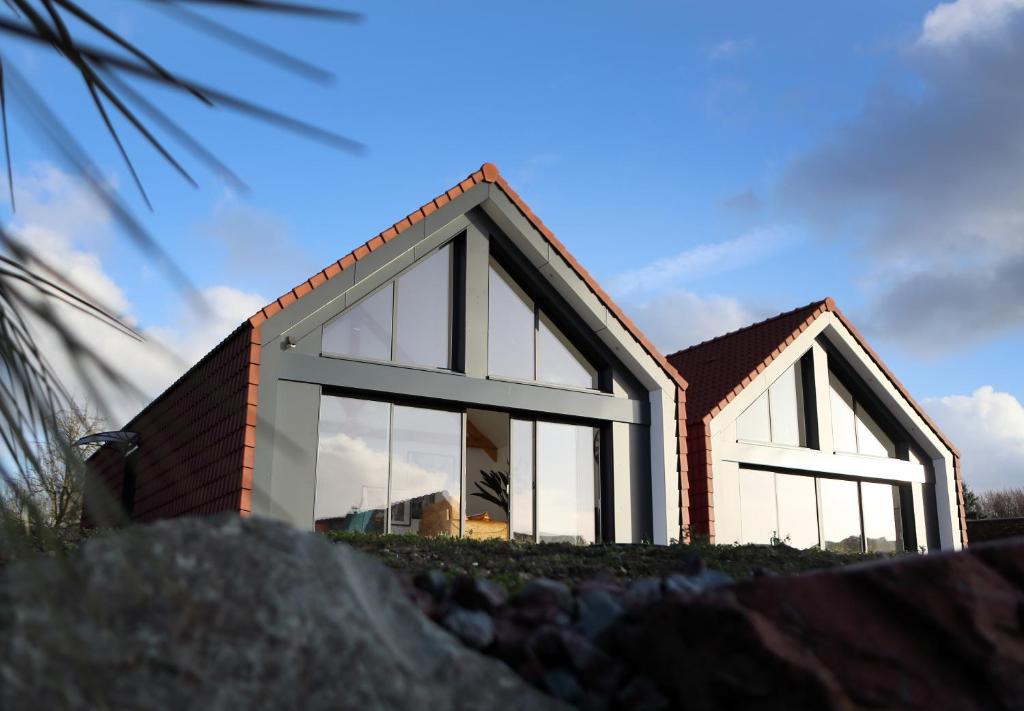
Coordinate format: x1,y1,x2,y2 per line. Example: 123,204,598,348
608,228,792,299
924,386,1024,492
7,166,267,426
625,289,761,354
781,0,1024,353
707,39,753,61
919,0,1024,47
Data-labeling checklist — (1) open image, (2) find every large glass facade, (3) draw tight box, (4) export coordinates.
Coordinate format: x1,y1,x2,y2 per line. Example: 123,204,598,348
510,419,535,542
487,263,535,381
819,478,862,552
487,260,597,390
829,371,896,458
736,363,805,446
536,422,598,544
735,468,902,552
316,395,462,537
314,396,390,533
393,247,451,369
323,245,452,369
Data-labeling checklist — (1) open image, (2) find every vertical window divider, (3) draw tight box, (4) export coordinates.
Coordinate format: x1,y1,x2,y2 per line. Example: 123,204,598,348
857,482,866,553
532,420,539,544
385,402,394,532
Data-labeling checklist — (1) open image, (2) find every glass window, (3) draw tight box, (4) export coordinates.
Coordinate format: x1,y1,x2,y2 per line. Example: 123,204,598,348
389,406,462,537
536,422,597,544
737,391,772,443
819,478,862,552
861,482,899,552
393,246,451,369
537,312,597,389
769,364,804,447
487,263,536,381
510,419,535,542
323,283,393,362
855,406,896,458
775,473,820,549
829,373,858,454
738,469,777,545
314,396,390,533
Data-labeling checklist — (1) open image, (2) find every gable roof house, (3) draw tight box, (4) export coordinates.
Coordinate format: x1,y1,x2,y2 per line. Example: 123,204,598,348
668,299,967,552
86,166,964,553
88,164,689,545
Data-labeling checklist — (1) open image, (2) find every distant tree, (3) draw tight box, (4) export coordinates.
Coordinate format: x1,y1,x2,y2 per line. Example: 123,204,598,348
1,404,103,541
978,487,1024,520
962,481,985,520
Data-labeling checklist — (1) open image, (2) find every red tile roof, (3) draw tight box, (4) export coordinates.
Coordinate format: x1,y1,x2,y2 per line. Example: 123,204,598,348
666,297,967,547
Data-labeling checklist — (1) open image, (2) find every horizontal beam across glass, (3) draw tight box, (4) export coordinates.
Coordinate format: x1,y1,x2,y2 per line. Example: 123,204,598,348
279,351,648,425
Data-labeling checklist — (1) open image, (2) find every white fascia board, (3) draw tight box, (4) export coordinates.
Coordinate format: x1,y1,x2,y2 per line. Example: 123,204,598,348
719,441,928,483
649,389,679,545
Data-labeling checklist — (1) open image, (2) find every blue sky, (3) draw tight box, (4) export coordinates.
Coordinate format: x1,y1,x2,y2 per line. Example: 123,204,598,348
2,0,1022,490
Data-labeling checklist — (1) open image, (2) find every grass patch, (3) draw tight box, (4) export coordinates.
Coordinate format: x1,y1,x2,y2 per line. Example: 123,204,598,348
324,531,886,590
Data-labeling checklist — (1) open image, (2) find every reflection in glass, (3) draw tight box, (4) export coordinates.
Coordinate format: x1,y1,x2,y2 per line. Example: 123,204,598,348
394,246,451,369
738,469,777,545
819,478,862,552
389,405,462,537
537,313,597,389
829,373,858,454
314,396,390,533
323,283,393,362
537,422,597,544
737,391,772,443
510,419,535,542
769,364,803,446
488,263,535,381
775,473,819,549
861,482,898,552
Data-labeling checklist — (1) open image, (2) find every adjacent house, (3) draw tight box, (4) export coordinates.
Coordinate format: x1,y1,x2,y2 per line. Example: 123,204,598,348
87,164,966,551
667,300,967,552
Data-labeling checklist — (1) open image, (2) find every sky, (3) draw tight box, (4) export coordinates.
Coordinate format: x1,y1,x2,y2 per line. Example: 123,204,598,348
1,0,1022,492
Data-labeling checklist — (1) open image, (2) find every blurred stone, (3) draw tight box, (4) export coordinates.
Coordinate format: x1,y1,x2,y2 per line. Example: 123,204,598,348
623,577,662,608
662,569,733,597
442,608,495,650
542,669,584,705
452,575,508,612
0,517,564,711
413,568,449,600
573,588,624,641
514,578,574,613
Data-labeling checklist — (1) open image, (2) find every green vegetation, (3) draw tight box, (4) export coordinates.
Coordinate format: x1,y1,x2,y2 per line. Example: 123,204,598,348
324,531,886,590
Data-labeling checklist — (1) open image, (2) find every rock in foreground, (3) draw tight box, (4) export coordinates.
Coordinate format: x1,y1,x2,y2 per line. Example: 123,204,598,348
0,516,565,711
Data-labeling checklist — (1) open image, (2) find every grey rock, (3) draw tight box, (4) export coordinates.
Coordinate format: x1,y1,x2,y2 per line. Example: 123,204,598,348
0,516,566,711
662,569,733,597
413,569,449,600
452,575,508,612
442,608,495,650
624,577,663,608
542,668,584,704
514,578,574,613
573,588,624,641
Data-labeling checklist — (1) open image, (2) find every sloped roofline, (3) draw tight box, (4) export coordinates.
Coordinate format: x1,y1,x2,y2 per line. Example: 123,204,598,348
667,297,958,457
246,162,687,392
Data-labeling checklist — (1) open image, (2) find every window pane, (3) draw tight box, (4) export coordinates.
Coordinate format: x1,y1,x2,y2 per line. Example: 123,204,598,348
510,419,535,542
769,364,803,446
738,469,777,545
819,478,862,552
829,373,858,454
465,410,510,541
390,406,462,537
394,246,451,369
855,405,896,458
737,391,771,443
775,473,820,549
488,263,535,381
537,313,597,389
314,396,389,533
323,283,393,361
861,482,899,552
536,422,597,544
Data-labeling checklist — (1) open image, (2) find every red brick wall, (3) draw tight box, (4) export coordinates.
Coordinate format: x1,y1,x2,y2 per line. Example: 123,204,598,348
685,420,715,542
86,323,259,523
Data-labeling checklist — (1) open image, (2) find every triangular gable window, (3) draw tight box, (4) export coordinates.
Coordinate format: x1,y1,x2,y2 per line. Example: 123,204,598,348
323,245,452,369
487,261,597,390
736,361,807,446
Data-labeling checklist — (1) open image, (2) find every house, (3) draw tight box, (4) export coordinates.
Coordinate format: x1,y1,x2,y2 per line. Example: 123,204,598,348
667,299,967,552
87,164,688,545
86,165,965,552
